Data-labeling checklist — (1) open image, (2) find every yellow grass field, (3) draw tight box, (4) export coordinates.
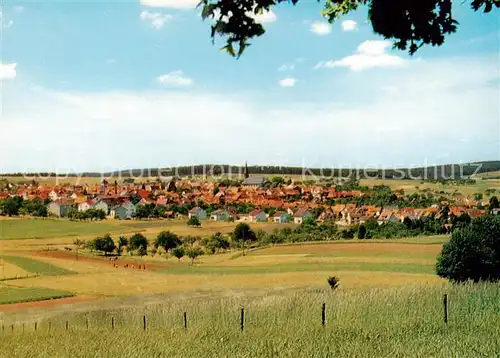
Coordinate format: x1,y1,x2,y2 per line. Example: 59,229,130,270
1,234,447,301
0,261,30,280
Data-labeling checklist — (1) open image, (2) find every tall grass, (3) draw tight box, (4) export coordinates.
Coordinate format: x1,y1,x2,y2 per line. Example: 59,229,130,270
2,283,498,357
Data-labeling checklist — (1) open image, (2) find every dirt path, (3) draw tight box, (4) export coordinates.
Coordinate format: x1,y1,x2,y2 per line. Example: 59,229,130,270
32,250,170,270
0,296,101,312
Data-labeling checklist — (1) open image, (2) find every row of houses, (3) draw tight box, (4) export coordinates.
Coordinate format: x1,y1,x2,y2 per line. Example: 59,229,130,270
188,206,314,224
47,197,137,219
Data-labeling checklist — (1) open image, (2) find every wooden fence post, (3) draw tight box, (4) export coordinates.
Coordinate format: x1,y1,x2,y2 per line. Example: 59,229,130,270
183,312,187,330
66,321,69,331
86,318,89,330
322,303,326,327
240,308,245,332
111,317,114,330
443,294,448,324
11,324,13,333
143,315,146,331
35,322,37,331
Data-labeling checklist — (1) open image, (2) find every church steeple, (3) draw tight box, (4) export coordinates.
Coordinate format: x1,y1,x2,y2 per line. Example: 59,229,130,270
244,162,249,179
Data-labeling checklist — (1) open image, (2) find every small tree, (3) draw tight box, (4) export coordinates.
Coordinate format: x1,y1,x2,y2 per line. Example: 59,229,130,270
172,247,185,262
204,232,230,254
154,231,181,255
357,225,367,240
94,234,115,256
101,234,116,256
187,216,201,227
186,247,203,264
232,223,256,256
183,235,199,248
327,276,340,290
117,236,128,256
129,233,148,255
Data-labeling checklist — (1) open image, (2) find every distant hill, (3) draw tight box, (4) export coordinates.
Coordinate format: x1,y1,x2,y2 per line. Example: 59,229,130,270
2,160,500,181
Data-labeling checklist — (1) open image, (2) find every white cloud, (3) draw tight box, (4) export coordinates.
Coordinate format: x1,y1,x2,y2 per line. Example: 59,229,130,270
249,9,277,24
0,63,17,80
279,77,296,87
278,63,295,71
157,71,193,86
12,6,24,13
310,22,331,35
106,59,116,64
140,0,199,9
341,20,357,32
3,20,13,28
315,40,406,71
140,10,173,29
1,56,497,172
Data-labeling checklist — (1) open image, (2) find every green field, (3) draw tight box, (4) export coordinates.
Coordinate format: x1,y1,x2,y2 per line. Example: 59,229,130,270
1,283,498,357
0,287,73,305
0,219,125,240
0,255,74,276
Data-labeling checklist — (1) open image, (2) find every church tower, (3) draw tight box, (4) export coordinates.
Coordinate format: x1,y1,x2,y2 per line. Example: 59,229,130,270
244,162,249,179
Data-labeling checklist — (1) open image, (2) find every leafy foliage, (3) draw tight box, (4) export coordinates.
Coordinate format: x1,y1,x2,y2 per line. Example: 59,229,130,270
186,247,204,264
187,216,201,227
232,223,257,255
93,234,116,256
200,0,498,58
129,233,149,253
436,215,500,282
204,232,231,254
172,246,185,261
154,231,181,253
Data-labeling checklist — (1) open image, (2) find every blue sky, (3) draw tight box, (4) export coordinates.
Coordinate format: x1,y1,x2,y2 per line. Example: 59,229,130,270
1,0,499,173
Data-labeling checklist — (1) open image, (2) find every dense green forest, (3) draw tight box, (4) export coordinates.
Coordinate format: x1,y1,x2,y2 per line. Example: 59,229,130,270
2,161,499,180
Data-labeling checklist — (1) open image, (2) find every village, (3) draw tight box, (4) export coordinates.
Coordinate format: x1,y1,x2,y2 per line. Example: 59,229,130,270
1,168,497,230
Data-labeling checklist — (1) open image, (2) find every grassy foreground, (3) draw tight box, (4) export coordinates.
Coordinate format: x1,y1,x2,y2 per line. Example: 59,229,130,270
2,283,499,357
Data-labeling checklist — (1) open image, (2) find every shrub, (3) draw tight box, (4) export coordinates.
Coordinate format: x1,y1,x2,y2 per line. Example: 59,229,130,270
154,231,181,253
172,247,185,262
186,247,203,264
358,225,367,240
327,276,340,290
129,233,148,252
436,215,500,282
187,216,201,227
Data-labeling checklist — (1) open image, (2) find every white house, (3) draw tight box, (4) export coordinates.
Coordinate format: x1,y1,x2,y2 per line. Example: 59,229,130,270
111,201,136,220
47,200,73,217
77,201,91,212
210,209,231,221
273,211,290,223
93,200,109,215
188,207,207,220
248,209,267,222
293,207,314,224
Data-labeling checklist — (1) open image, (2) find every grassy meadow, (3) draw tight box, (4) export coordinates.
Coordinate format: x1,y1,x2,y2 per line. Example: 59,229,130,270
0,287,72,305
1,283,499,357
0,255,74,276
0,213,498,357
0,218,127,240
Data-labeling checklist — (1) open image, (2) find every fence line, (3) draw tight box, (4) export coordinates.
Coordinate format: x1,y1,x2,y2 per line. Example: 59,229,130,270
0,296,451,334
